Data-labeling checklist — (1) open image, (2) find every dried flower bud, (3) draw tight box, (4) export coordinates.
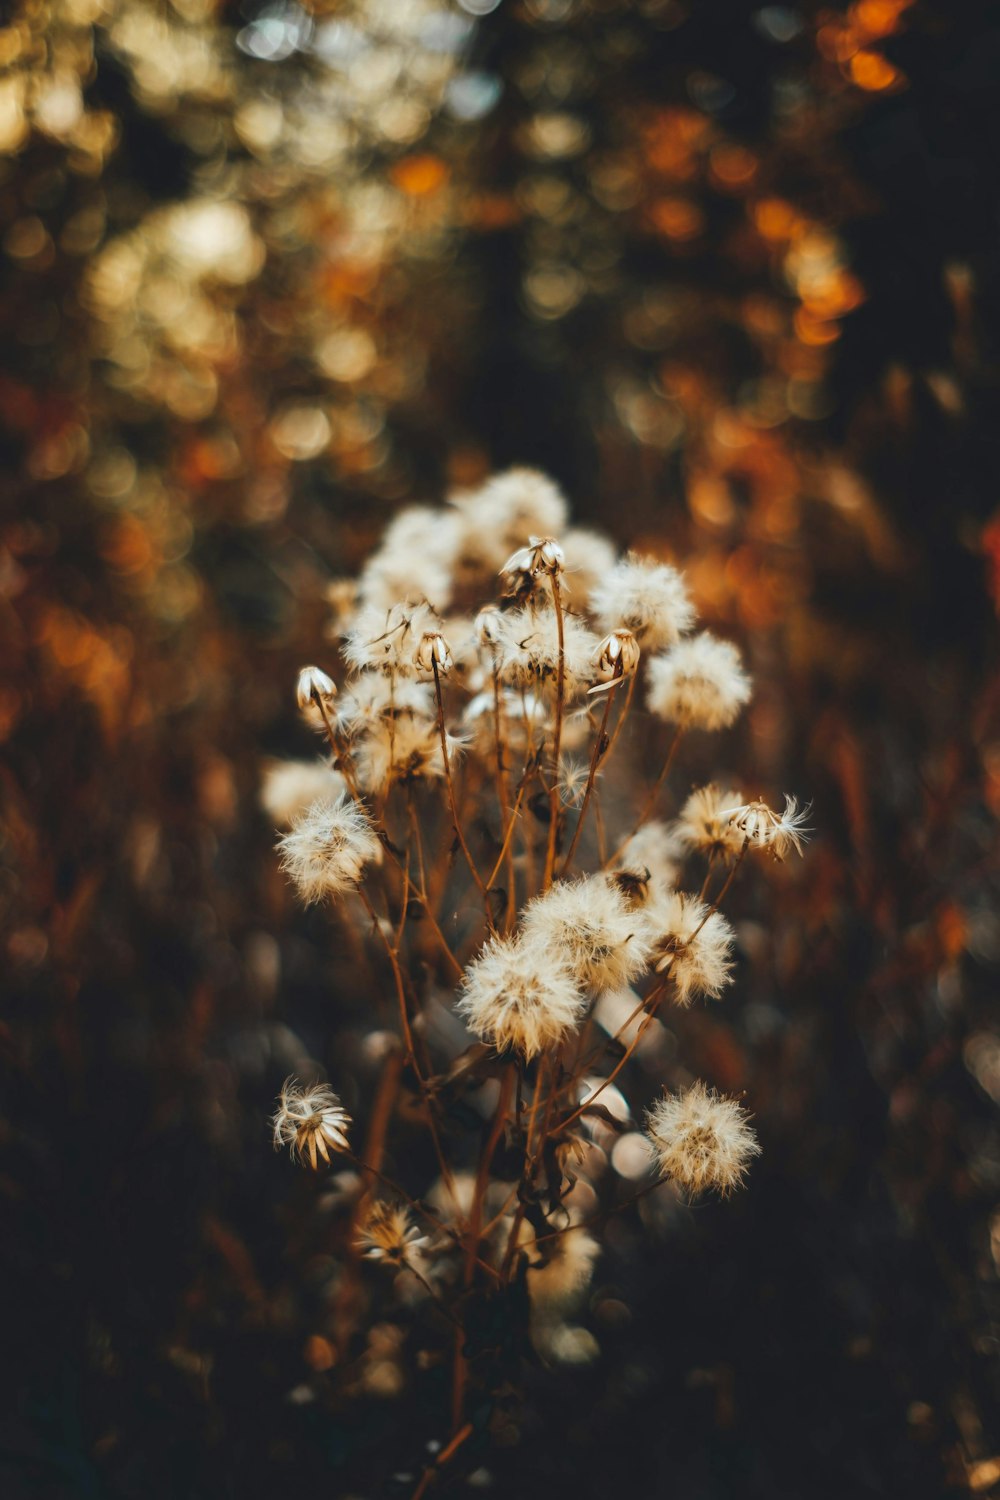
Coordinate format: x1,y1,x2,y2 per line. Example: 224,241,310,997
414,631,454,677
296,665,337,729
501,535,565,580
720,796,811,860
589,629,640,694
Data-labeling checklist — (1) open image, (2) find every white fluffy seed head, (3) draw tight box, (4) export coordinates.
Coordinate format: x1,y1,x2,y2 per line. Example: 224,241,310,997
645,1082,759,1195
341,601,440,676
272,1078,352,1168
260,759,346,828
674,784,746,860
357,506,459,614
335,674,433,737
353,715,463,794
721,796,811,860
562,527,617,601
612,820,684,894
491,606,599,695
521,874,654,993
645,890,735,1005
453,468,570,573
277,794,381,903
456,934,585,1060
589,552,695,651
646,632,751,731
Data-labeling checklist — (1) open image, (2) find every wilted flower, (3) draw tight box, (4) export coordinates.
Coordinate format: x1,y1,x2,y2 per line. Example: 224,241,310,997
277,794,380,902
342,601,439,675
457,935,585,1059
501,535,565,580
357,1202,430,1267
646,632,751,731
645,1082,759,1195
589,629,640,694
414,631,454,677
722,796,811,860
273,1079,352,1168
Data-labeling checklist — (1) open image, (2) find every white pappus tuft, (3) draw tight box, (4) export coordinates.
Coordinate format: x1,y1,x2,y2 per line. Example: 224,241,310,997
646,632,751,731
721,796,811,860
272,1078,352,1168
589,552,695,651
277,794,381,903
645,1081,759,1195
522,874,654,993
645,890,735,1005
674,784,746,861
456,934,586,1060
261,759,346,829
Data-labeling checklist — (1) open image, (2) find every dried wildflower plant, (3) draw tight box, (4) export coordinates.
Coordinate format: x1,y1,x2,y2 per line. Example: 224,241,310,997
262,468,809,1451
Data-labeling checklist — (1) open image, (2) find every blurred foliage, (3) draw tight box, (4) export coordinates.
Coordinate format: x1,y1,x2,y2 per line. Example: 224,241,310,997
2,0,1000,1496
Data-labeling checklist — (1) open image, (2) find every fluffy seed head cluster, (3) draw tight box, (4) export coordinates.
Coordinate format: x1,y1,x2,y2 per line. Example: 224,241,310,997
522,875,653,993
648,890,735,1005
675,784,746,860
590,552,694,650
357,1202,429,1267
277,794,380,902
645,1082,759,1195
613,819,684,893
272,1079,352,1168
457,935,586,1059
723,796,811,860
525,1226,601,1311
646,632,751,731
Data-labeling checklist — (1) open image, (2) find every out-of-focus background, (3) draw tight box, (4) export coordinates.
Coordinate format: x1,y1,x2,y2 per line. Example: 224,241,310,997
2,1,999,1495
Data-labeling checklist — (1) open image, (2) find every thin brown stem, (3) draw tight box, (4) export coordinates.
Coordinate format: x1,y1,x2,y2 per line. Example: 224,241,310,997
542,571,566,890
432,660,489,905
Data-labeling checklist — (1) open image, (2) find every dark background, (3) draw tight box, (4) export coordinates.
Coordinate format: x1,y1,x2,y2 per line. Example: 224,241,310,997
2,0,999,1495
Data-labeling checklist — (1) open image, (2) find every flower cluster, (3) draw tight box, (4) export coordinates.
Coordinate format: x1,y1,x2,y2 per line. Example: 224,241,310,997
261,467,808,1408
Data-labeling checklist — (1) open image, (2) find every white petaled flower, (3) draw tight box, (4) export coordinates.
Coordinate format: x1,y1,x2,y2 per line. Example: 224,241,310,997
646,632,751,731
341,601,440,676
645,890,735,1005
674,784,746,861
456,935,585,1060
492,607,599,695
272,1078,352,1169
260,759,346,828
353,715,463,794
721,796,811,860
296,665,337,731
645,1082,759,1195
589,629,641,694
522,874,654,993
589,552,695,651
501,535,565,581
413,631,454,678
356,1202,430,1267
277,794,380,903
